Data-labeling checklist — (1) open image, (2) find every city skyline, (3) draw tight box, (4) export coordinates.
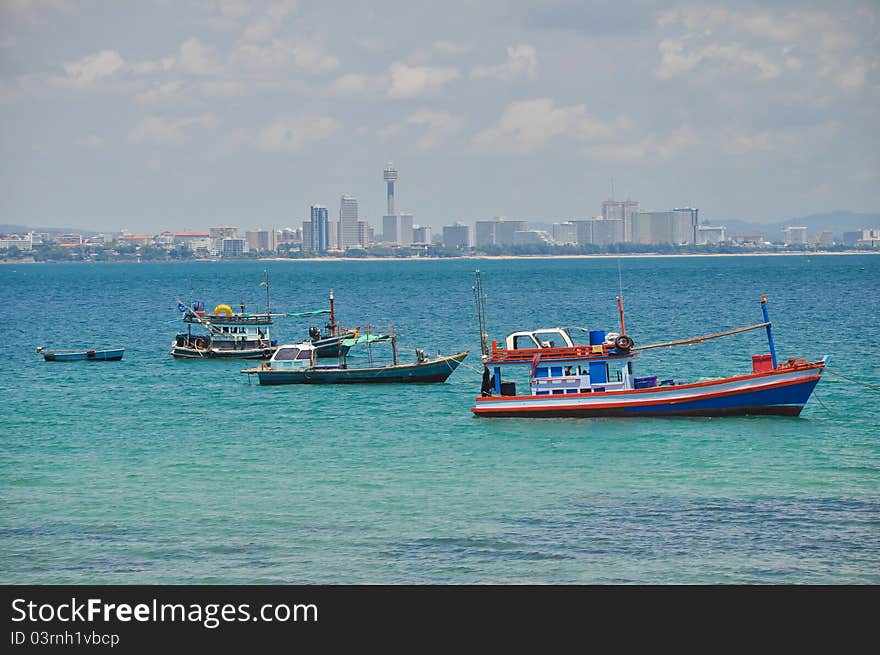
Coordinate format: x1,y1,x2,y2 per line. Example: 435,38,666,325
1,2,877,233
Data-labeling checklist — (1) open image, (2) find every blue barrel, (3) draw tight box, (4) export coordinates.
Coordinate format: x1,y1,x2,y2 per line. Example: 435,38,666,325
588,330,606,345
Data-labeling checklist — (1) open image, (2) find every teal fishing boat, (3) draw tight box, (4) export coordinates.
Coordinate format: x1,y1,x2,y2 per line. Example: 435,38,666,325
242,329,467,385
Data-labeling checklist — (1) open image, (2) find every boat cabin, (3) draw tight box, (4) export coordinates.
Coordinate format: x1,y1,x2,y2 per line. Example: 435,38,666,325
483,328,640,397
266,343,317,369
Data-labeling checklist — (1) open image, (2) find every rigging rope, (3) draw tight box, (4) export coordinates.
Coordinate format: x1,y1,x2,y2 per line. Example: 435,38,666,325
824,367,880,393
633,322,770,351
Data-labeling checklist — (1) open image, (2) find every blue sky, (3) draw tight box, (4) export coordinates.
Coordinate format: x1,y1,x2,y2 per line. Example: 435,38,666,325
1,0,877,232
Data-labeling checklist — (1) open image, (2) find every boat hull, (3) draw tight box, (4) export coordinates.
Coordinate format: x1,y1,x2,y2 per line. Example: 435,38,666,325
249,351,468,385
473,362,824,418
171,344,275,359
42,349,124,361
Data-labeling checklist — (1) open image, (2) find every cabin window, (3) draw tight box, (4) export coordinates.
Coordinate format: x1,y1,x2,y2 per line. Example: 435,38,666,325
550,366,563,377
513,335,537,350
274,348,300,360
296,350,312,360
533,367,549,378
535,331,564,348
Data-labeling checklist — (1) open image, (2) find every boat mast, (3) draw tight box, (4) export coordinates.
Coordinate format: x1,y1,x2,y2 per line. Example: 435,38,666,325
264,269,270,316
329,288,336,336
473,270,489,357
760,295,778,368
390,324,398,366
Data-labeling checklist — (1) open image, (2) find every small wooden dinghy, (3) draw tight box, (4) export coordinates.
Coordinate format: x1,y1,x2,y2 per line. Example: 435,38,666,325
37,347,124,362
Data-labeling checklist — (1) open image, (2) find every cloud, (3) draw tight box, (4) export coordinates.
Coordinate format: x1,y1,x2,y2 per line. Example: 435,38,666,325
231,40,338,75
471,44,538,81
433,40,471,55
388,63,460,98
177,38,223,76
406,108,464,149
128,114,218,144
135,80,186,106
256,115,339,151
61,49,124,88
328,72,386,96
473,98,612,153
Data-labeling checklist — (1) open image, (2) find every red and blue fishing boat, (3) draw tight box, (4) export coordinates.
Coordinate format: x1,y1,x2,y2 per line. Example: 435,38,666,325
471,272,825,418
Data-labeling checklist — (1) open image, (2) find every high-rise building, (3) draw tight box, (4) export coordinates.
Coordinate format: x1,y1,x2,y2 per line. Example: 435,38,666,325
384,162,398,216
591,218,624,246
309,205,330,253
673,207,699,244
382,215,399,244
782,226,808,245
301,221,312,251
412,225,432,245
399,212,413,246
494,218,528,246
338,195,359,249
475,220,496,247
571,219,594,245
442,222,470,249
221,237,245,257
552,222,577,245
245,229,276,252
357,220,370,248
602,200,639,242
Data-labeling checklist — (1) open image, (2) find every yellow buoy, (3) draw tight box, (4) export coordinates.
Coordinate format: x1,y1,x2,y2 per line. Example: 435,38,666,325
213,304,233,316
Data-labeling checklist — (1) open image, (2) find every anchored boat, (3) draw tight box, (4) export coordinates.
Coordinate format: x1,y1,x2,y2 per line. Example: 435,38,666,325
471,271,824,418
243,328,468,385
37,347,124,362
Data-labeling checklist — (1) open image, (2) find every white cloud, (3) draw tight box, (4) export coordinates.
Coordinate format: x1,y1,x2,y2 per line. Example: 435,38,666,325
256,115,339,151
128,114,218,144
231,40,338,75
473,98,611,153
135,80,186,106
177,38,223,76
328,72,386,96
61,49,124,88
388,63,460,99
472,44,537,81
657,39,786,80
406,108,464,149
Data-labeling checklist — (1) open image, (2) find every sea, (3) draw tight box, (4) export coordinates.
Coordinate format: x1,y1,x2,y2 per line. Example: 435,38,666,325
1,254,878,584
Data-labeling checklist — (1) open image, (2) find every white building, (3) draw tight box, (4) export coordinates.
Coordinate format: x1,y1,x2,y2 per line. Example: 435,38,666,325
696,225,727,245
782,226,808,246
338,195,359,249
442,223,470,249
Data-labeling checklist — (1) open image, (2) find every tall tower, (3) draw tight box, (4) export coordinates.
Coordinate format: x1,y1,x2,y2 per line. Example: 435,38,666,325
384,162,398,216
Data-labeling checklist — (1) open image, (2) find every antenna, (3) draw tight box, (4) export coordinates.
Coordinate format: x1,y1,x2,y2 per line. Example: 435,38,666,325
473,270,489,357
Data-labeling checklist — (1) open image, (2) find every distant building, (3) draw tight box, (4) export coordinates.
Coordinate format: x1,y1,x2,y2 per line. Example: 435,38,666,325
442,222,470,249
399,213,414,246
308,205,330,253
731,232,765,246
357,220,371,247
493,218,528,246
673,208,699,244
245,229,277,252
412,225,432,245
338,195,359,249
695,224,726,245
119,234,153,246
301,222,312,251
782,226,808,246
814,230,834,247
474,220,497,247
382,215,399,244
174,231,211,249
0,233,34,251
56,233,84,246
221,237,245,257
602,200,639,242
591,218,624,246
552,222,577,245
514,230,551,246
842,231,862,246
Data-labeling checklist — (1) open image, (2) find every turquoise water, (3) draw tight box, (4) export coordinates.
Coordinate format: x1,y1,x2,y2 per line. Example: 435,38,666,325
1,255,878,583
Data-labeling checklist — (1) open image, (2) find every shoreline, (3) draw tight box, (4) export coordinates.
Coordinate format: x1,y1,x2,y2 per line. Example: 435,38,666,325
2,250,878,265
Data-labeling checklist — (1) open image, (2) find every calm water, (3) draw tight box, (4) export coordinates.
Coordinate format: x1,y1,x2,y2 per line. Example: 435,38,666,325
1,255,878,583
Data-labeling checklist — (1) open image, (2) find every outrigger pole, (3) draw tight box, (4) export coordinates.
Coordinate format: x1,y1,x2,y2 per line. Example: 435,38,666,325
761,295,778,368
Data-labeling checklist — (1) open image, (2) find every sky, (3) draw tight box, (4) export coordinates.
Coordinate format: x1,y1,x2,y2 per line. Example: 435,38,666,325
1,0,878,233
